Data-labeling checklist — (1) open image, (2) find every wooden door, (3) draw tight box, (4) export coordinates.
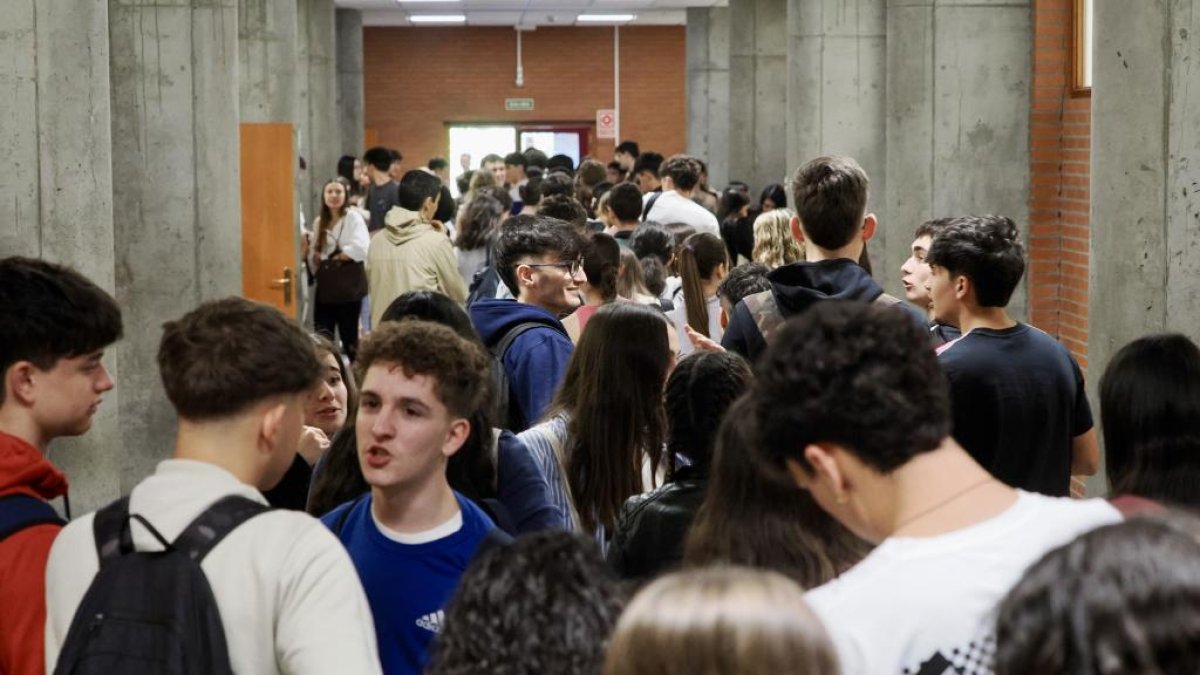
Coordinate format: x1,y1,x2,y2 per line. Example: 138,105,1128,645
241,123,297,316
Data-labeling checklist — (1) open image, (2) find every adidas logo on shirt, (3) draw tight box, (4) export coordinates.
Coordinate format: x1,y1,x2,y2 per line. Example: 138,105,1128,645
416,611,444,633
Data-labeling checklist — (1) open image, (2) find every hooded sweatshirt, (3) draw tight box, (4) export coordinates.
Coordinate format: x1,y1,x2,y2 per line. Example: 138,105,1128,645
721,258,928,361
367,206,467,327
469,298,574,433
0,431,68,675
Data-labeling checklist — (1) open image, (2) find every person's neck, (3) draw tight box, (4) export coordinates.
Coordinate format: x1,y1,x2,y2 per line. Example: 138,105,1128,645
0,408,48,452
173,421,264,488
583,287,608,306
701,276,721,298
370,170,391,186
804,239,863,264
864,439,1017,540
518,294,557,316
613,220,638,232
371,478,460,534
959,306,1017,334
674,187,694,199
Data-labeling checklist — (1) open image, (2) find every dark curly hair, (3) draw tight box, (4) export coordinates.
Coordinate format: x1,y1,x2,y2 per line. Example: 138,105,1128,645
539,194,589,228
925,215,1025,308
995,513,1200,675
716,262,772,307
427,532,626,675
665,351,752,476
754,301,950,475
455,193,505,251
494,215,586,297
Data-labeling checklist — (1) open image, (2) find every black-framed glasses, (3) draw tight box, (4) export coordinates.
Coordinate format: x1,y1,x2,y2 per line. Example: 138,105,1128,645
525,258,584,276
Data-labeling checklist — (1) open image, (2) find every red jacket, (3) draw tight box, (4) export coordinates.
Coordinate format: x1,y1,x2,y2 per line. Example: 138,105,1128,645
0,431,67,675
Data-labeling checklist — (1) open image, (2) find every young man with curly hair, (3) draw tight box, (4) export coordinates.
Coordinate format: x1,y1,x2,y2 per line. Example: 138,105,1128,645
752,301,1118,675
322,320,507,675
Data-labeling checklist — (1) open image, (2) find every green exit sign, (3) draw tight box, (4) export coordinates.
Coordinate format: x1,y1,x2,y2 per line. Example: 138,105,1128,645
505,98,535,111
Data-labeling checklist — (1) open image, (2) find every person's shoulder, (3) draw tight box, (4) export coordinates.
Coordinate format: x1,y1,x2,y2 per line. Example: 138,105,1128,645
1018,491,1121,527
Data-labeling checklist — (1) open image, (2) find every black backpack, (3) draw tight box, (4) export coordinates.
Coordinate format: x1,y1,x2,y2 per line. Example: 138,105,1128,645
53,495,270,675
489,322,544,431
0,493,65,542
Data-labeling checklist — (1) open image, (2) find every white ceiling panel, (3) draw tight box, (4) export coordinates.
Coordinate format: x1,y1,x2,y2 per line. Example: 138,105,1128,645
343,0,722,26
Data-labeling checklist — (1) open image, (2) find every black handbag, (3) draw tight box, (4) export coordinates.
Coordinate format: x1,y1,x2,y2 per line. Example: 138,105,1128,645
315,222,367,304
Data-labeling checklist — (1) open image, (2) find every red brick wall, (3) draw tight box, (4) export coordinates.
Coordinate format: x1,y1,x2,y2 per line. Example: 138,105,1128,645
1030,0,1091,369
362,26,687,169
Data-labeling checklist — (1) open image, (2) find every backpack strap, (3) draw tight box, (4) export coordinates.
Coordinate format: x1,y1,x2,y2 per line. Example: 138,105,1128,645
874,292,902,307
743,290,785,344
642,192,662,221
93,496,134,564
172,495,272,564
492,322,545,360
0,494,65,542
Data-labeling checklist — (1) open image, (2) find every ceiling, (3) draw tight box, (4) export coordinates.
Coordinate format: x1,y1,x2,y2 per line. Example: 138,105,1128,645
337,0,725,27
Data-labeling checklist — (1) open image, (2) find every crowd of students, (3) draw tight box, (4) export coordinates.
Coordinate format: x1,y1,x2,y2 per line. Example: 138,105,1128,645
3,145,1200,675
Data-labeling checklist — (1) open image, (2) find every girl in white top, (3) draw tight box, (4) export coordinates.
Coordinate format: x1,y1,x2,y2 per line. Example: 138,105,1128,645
669,232,728,356
307,178,370,358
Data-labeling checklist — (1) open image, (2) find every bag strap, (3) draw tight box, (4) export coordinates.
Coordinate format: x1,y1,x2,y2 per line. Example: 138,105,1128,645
642,192,662,221
0,494,65,542
173,495,272,563
492,322,545,359
874,292,902,307
744,290,785,344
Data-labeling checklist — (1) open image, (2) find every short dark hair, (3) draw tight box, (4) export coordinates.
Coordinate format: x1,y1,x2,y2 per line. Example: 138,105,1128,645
754,302,950,475
540,171,576,200
630,222,673,265
607,183,643,223
158,297,320,420
607,160,624,173
433,185,456,223
995,514,1200,675
355,320,490,419
632,152,664,178
494,215,586,296
1100,334,1200,509
481,185,514,214
397,170,443,211
337,155,357,183
428,157,449,172
615,141,640,157
661,155,701,191
913,217,955,241
456,170,473,195
523,147,549,169
503,152,527,168
547,154,575,174
925,215,1025,308
791,155,870,250
364,146,393,172
480,153,503,167
716,262,772,306
0,258,123,406
665,351,752,475
427,532,625,675
389,148,404,164
759,183,787,210
520,175,543,206
539,194,589,228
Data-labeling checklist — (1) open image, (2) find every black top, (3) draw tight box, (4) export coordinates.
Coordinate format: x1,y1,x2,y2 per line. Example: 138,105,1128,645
262,453,313,511
938,324,1092,497
931,320,962,346
366,181,399,232
607,467,707,582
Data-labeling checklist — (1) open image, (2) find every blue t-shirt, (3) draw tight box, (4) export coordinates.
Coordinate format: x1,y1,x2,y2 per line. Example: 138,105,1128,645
322,492,496,675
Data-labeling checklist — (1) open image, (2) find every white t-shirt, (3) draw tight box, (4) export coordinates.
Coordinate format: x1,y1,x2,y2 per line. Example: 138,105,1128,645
806,491,1120,675
667,292,723,356
643,190,719,236
45,460,383,675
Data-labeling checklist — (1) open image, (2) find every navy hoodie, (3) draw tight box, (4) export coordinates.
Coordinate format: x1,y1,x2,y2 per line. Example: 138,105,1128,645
469,298,574,432
721,258,928,362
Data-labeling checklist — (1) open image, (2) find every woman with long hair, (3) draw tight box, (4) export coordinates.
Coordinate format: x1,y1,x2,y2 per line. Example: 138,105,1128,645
308,177,370,360
518,303,677,548
563,232,622,343
1100,333,1200,510
758,183,788,213
669,232,728,355
684,396,871,588
608,351,752,581
604,567,840,675
453,193,505,287
752,208,804,269
718,187,753,264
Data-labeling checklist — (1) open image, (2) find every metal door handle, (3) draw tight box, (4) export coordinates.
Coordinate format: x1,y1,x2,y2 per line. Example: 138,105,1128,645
269,267,293,307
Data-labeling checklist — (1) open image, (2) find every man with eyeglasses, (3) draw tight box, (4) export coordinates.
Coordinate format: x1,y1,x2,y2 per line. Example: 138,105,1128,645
469,215,587,432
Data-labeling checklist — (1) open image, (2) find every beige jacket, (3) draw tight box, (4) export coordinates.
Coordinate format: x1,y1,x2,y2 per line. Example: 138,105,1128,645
367,206,468,326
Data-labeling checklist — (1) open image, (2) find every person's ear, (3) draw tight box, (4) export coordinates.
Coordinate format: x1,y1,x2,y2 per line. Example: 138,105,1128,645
3,362,38,408
516,263,536,288
954,274,970,302
259,402,289,455
790,215,807,245
862,213,878,243
804,443,850,503
441,418,472,458
719,306,730,329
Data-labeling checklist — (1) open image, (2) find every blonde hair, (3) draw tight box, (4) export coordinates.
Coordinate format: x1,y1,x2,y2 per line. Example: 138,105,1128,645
603,566,841,675
752,208,804,269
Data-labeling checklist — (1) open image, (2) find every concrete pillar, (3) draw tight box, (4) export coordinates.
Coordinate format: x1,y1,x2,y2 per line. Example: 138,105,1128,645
0,0,122,515
1090,1,1200,385
239,0,298,124
728,0,789,193
107,0,242,494
885,0,1032,317
298,0,339,223
787,0,888,287
686,6,731,190
336,9,365,158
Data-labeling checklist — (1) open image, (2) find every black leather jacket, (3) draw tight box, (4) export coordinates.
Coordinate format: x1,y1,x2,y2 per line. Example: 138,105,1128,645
607,467,708,581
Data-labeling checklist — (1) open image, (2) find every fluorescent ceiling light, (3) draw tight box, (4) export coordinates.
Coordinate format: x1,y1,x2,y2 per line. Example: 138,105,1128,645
409,14,467,22
577,13,636,22
396,0,460,3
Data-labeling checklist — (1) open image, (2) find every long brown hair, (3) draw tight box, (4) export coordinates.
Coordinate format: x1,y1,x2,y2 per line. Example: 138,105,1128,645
603,566,840,675
677,232,727,335
684,396,871,588
550,303,672,533
316,177,351,255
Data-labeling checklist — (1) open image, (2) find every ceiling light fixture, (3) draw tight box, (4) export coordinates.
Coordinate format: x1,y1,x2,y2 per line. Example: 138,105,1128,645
396,0,461,4
409,14,467,23
577,13,636,22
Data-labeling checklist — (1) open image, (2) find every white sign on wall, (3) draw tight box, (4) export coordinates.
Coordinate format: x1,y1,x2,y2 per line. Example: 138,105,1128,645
596,109,617,139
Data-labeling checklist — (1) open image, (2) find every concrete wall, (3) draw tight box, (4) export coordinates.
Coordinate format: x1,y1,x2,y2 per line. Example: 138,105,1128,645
336,9,365,157
686,6,731,190
787,0,889,288
239,0,298,124
301,0,339,221
728,0,789,192
885,0,1032,319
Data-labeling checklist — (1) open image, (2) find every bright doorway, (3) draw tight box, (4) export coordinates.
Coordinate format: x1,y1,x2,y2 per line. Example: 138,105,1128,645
448,125,517,196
